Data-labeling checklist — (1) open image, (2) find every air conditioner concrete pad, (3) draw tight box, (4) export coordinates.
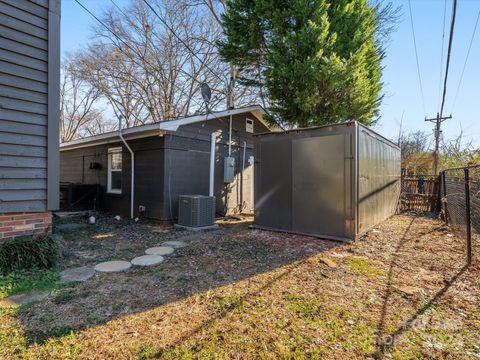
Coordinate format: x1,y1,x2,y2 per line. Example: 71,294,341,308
59,266,95,283
94,260,132,273
131,255,164,266
161,240,188,248
145,246,175,256
174,224,219,231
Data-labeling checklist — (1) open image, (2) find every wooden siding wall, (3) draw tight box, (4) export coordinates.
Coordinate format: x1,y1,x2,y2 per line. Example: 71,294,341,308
60,137,166,219
0,0,60,212
59,112,268,221
164,113,269,218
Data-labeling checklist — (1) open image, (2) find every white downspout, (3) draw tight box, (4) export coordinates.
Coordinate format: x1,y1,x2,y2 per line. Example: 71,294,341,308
209,132,216,196
118,117,135,219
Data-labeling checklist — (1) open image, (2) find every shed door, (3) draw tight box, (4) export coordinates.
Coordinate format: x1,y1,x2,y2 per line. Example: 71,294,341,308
292,135,349,238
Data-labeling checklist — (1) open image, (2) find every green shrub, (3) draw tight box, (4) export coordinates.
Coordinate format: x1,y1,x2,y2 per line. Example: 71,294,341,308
0,235,60,273
0,269,59,298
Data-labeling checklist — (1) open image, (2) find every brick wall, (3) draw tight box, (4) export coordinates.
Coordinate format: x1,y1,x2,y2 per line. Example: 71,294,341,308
0,212,52,241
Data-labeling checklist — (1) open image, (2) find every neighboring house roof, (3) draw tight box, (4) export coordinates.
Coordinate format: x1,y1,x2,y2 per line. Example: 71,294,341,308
60,105,268,151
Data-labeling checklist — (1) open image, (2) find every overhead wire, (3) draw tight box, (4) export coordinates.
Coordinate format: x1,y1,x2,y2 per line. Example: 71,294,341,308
438,0,447,109
407,0,426,113
74,0,206,113
439,0,457,118
451,7,480,112
141,0,226,84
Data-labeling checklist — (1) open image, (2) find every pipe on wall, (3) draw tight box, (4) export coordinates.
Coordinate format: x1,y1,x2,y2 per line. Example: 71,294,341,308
209,132,216,197
118,117,135,219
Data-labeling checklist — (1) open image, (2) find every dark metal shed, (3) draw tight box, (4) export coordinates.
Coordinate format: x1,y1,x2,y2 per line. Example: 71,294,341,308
253,121,401,241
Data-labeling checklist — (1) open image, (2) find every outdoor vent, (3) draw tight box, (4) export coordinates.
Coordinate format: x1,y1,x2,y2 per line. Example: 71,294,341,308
178,195,215,227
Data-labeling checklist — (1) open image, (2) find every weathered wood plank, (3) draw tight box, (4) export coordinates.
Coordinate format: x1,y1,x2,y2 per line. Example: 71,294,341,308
0,35,47,60
0,132,47,146
0,72,47,93
0,200,47,213
0,120,47,136
0,167,47,179
0,48,47,72
0,60,47,83
0,178,47,190
0,96,48,115
0,189,47,201
0,25,47,50
0,143,47,157
0,155,47,169
0,109,47,126
0,2,48,29
0,13,48,39
0,0,48,19
0,85,47,104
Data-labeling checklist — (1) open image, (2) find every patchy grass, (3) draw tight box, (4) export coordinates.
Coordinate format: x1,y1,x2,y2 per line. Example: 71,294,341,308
0,269,59,299
0,214,478,359
346,256,386,277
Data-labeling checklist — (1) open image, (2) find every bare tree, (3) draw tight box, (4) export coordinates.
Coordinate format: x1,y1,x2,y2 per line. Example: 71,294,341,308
60,56,103,142
77,0,236,128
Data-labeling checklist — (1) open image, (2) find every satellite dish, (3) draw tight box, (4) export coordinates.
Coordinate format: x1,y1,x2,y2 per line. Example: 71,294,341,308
201,82,211,112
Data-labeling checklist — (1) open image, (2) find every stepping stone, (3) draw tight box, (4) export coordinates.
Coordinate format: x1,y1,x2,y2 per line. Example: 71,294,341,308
145,246,175,256
0,290,50,308
56,223,88,231
162,240,187,249
94,260,131,273
131,255,164,266
58,266,95,283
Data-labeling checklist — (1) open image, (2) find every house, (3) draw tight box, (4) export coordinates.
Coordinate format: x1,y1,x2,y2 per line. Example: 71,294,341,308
59,106,271,221
0,0,60,240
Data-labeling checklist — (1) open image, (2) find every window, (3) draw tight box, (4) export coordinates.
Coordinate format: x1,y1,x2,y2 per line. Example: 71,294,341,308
246,118,254,133
108,147,122,194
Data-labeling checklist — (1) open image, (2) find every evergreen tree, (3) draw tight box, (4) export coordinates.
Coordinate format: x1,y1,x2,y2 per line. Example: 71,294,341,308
219,0,385,127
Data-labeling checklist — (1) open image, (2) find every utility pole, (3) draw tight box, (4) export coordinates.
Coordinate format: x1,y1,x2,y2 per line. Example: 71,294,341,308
425,113,452,174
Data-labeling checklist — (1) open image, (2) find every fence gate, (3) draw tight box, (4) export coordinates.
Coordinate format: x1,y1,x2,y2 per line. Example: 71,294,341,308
400,174,440,212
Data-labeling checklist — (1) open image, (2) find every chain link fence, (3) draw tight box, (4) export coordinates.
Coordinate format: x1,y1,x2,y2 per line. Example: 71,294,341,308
442,164,480,265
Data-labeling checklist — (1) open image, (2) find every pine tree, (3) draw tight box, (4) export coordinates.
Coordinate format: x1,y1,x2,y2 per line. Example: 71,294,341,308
219,0,384,127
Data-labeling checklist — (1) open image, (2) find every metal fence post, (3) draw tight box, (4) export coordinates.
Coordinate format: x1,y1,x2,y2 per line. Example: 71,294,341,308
442,170,448,225
464,167,472,265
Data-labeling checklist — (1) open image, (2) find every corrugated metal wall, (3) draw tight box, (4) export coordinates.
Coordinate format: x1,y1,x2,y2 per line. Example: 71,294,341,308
357,126,401,234
0,0,60,212
254,122,400,241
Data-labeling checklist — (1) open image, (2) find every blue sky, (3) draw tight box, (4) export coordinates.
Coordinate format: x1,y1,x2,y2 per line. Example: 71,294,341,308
61,0,480,147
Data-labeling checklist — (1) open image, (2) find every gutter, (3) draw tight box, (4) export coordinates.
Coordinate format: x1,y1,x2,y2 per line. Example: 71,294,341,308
118,117,135,220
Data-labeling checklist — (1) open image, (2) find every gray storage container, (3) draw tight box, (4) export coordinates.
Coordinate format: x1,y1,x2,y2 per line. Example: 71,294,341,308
253,121,401,241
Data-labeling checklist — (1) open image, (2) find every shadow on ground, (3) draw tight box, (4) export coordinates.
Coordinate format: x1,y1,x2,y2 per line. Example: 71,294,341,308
19,216,341,345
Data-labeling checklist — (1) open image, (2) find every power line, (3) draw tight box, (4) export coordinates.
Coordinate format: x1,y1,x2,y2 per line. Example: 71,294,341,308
451,7,480,111
141,0,226,85
408,0,426,113
439,0,457,119
438,0,447,109
73,0,206,112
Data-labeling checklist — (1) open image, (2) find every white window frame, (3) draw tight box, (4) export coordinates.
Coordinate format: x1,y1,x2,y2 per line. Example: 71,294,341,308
107,147,122,194
246,118,254,133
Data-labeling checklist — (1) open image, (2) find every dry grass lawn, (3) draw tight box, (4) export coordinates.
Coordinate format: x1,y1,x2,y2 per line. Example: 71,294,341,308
0,214,479,359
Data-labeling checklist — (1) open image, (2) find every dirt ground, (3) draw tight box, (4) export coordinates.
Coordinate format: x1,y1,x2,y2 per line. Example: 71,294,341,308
0,213,479,359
